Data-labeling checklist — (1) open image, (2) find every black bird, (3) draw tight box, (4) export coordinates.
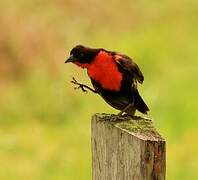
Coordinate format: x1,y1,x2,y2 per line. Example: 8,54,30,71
65,45,149,116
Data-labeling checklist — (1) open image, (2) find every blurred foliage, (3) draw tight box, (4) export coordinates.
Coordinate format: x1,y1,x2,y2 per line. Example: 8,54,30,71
0,0,198,179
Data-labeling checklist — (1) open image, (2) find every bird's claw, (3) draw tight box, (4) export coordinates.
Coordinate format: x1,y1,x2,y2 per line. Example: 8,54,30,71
74,84,88,93
71,77,88,93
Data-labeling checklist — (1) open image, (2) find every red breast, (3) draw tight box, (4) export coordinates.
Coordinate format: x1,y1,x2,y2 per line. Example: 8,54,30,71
87,51,123,91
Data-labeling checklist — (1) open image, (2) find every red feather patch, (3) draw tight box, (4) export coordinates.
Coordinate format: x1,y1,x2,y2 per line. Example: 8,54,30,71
87,51,123,91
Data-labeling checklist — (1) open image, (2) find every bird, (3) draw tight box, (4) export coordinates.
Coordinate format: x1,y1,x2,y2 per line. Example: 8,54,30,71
65,45,149,116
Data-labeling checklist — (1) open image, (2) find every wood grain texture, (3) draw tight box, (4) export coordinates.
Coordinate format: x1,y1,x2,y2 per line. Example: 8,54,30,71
91,113,166,180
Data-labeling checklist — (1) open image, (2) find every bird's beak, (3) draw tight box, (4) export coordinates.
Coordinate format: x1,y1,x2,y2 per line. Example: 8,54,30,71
65,54,76,63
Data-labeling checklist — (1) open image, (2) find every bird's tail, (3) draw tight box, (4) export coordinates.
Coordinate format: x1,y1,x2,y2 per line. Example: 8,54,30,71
134,90,149,114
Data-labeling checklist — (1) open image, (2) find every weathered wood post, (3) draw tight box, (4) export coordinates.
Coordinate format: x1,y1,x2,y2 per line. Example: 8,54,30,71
91,113,166,180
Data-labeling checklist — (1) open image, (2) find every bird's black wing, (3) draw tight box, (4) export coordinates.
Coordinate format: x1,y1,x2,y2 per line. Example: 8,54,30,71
113,53,149,114
113,53,144,84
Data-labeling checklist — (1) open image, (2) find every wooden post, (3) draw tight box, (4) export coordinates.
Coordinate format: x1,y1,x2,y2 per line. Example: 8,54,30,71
91,113,166,180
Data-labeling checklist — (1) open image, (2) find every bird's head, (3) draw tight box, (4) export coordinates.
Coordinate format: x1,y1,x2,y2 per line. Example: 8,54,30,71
65,45,101,68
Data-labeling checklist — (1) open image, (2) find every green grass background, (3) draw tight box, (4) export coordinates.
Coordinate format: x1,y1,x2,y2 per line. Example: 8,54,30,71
0,0,198,179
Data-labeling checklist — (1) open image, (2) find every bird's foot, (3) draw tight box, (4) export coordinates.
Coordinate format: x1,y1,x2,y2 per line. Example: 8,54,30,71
70,77,97,93
118,103,134,116
71,77,88,93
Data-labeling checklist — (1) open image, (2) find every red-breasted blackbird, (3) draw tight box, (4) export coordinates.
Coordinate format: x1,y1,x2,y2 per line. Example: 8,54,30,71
65,45,149,116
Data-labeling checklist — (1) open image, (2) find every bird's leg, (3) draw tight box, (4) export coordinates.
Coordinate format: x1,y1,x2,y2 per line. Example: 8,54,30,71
70,77,98,93
119,87,136,117
118,103,135,116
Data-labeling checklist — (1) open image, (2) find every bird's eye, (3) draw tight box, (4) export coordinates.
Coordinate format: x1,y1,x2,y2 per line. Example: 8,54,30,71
79,52,84,58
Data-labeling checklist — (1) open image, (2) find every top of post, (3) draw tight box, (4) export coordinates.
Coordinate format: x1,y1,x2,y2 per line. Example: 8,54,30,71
92,113,165,142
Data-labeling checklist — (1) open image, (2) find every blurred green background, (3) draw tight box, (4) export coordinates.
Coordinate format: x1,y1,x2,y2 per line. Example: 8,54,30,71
0,0,198,179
